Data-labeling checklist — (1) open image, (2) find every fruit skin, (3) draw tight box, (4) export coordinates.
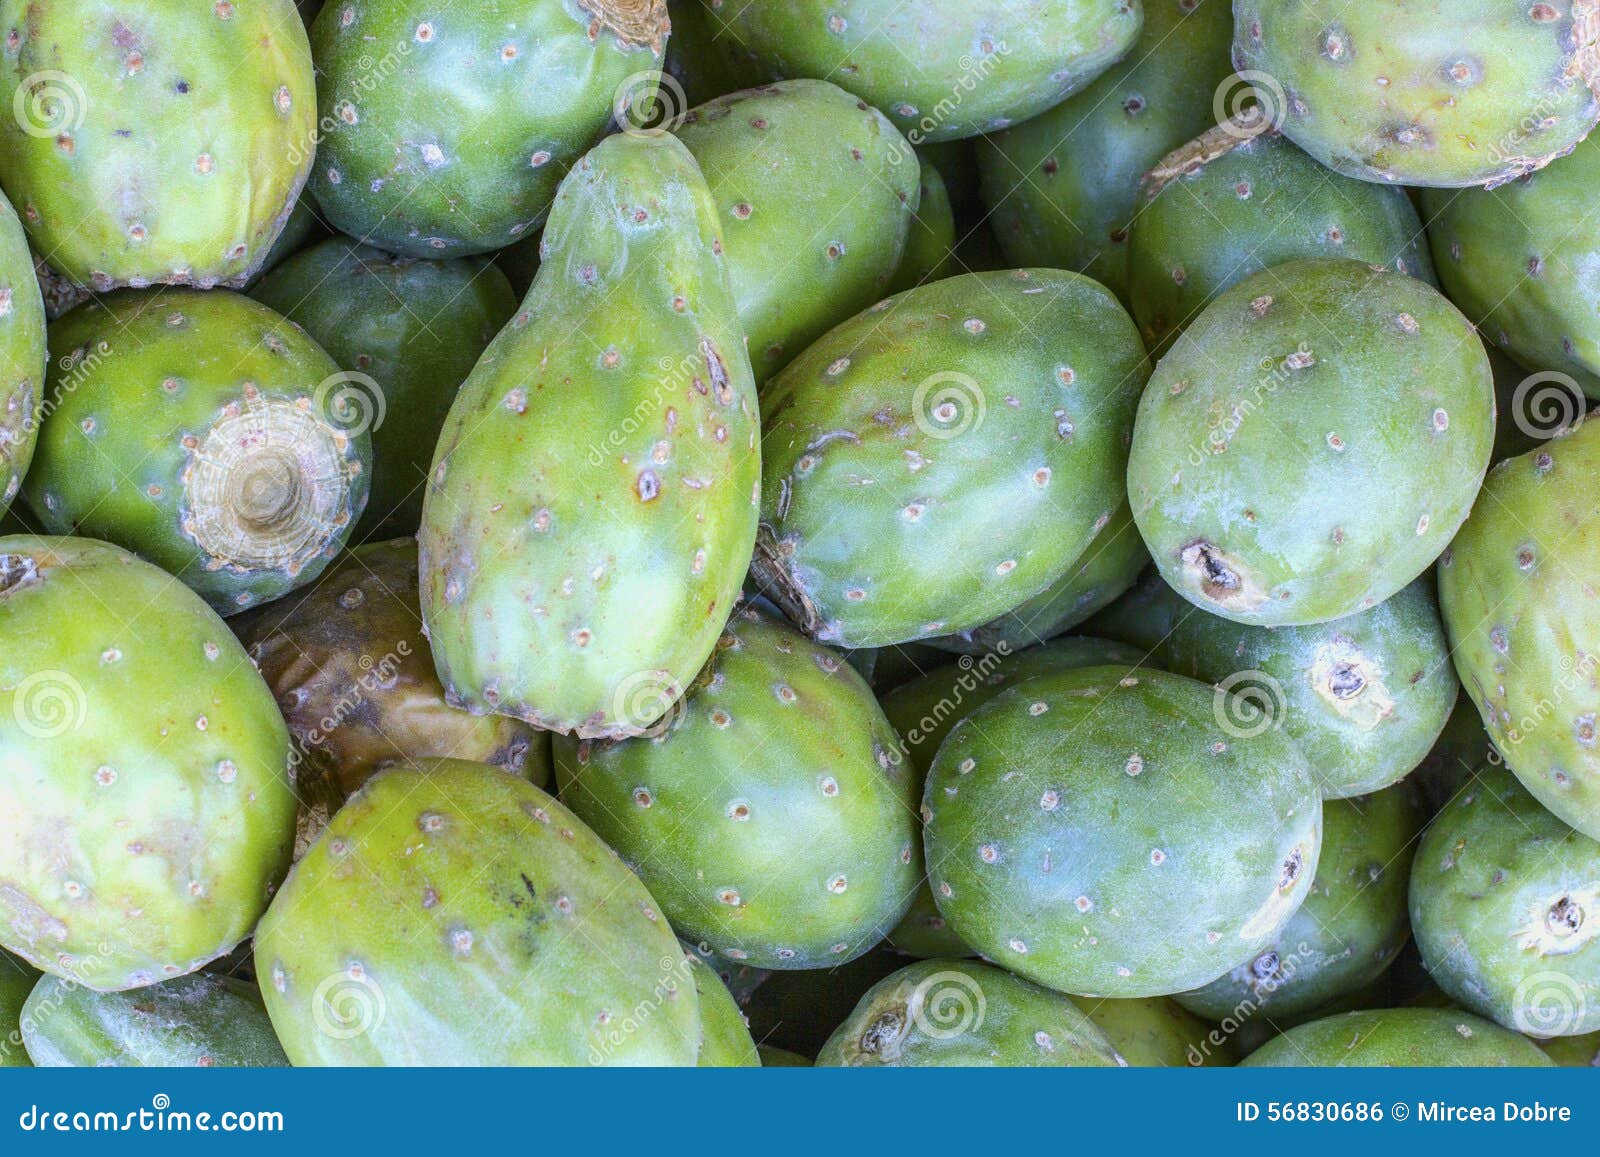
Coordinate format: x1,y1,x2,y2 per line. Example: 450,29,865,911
701,0,1144,144
21,972,288,1067
255,759,700,1066
1241,1008,1556,1067
1421,131,1600,399
1129,258,1495,628
687,950,759,1066
1070,995,1238,1067
555,607,919,970
0,0,315,290
24,289,370,616
0,188,44,517
928,501,1147,656
0,536,294,992
1539,1030,1600,1065
977,0,1235,300
675,79,920,383
755,270,1149,649
1233,0,1600,188
1130,121,1435,355
816,959,1127,1067
1088,573,1456,798
235,538,550,859
757,1045,811,1066
1439,421,1600,839
420,132,760,741
1176,785,1420,1023
930,665,1321,997
1410,765,1600,1038
1,949,38,1067
308,0,667,259
252,240,518,540
889,160,956,296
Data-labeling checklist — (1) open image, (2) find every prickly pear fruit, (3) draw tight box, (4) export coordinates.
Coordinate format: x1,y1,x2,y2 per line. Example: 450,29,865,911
758,1045,811,1066
1241,1008,1556,1067
889,160,956,296
1089,574,1456,798
252,240,518,540
420,132,759,740
1421,131,1600,398
1070,995,1237,1067
256,759,700,1065
1,949,37,1067
740,946,904,1057
1539,1030,1600,1065
556,608,919,969
235,538,550,859
1410,765,1600,1037
0,536,294,992
677,79,920,383
817,959,1127,1068
925,666,1322,998
1129,258,1495,627
687,951,759,1066
1130,120,1435,354
24,289,369,615
1438,420,1600,839
0,189,44,517
928,501,1147,656
21,972,288,1067
702,0,1144,143
0,0,315,290
1176,785,1419,1023
308,0,666,258
976,0,1234,299
1232,0,1600,188
755,270,1149,649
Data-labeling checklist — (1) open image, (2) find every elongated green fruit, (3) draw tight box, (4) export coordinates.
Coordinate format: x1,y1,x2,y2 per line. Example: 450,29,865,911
1241,1009,1555,1067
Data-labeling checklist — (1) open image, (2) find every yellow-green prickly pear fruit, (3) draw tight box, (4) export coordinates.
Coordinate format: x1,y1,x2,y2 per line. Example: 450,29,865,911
23,289,370,616
687,949,758,1066
0,536,294,992
1,949,38,1066
0,0,316,290
1241,1008,1555,1066
307,0,668,258
420,131,760,740
0,187,44,517
254,760,701,1065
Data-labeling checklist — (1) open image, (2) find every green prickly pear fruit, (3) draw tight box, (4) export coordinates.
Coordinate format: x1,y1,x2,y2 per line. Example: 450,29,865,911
976,0,1235,299
247,190,327,289
701,0,1144,143
555,607,919,969
816,959,1127,1068
927,501,1147,656
1176,785,1419,1023
676,79,920,384
889,161,956,296
1130,120,1435,355
255,759,700,1065
1232,0,1600,188
21,972,288,1067
755,270,1149,649
757,1045,811,1066
307,0,667,258
1088,574,1456,798
925,666,1322,998
252,240,518,540
235,538,550,859
1538,1030,1600,1065
24,289,370,615
0,0,315,290
1438,420,1600,839
1129,258,1495,627
1,949,38,1067
420,132,760,740
1410,765,1600,1037
0,188,44,517
687,950,759,1066
1069,995,1238,1067
1421,132,1600,398
0,536,294,992
1241,1008,1556,1067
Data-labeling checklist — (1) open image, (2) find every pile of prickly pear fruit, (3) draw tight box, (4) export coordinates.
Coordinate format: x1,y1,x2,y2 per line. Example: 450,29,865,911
2,0,1600,1072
